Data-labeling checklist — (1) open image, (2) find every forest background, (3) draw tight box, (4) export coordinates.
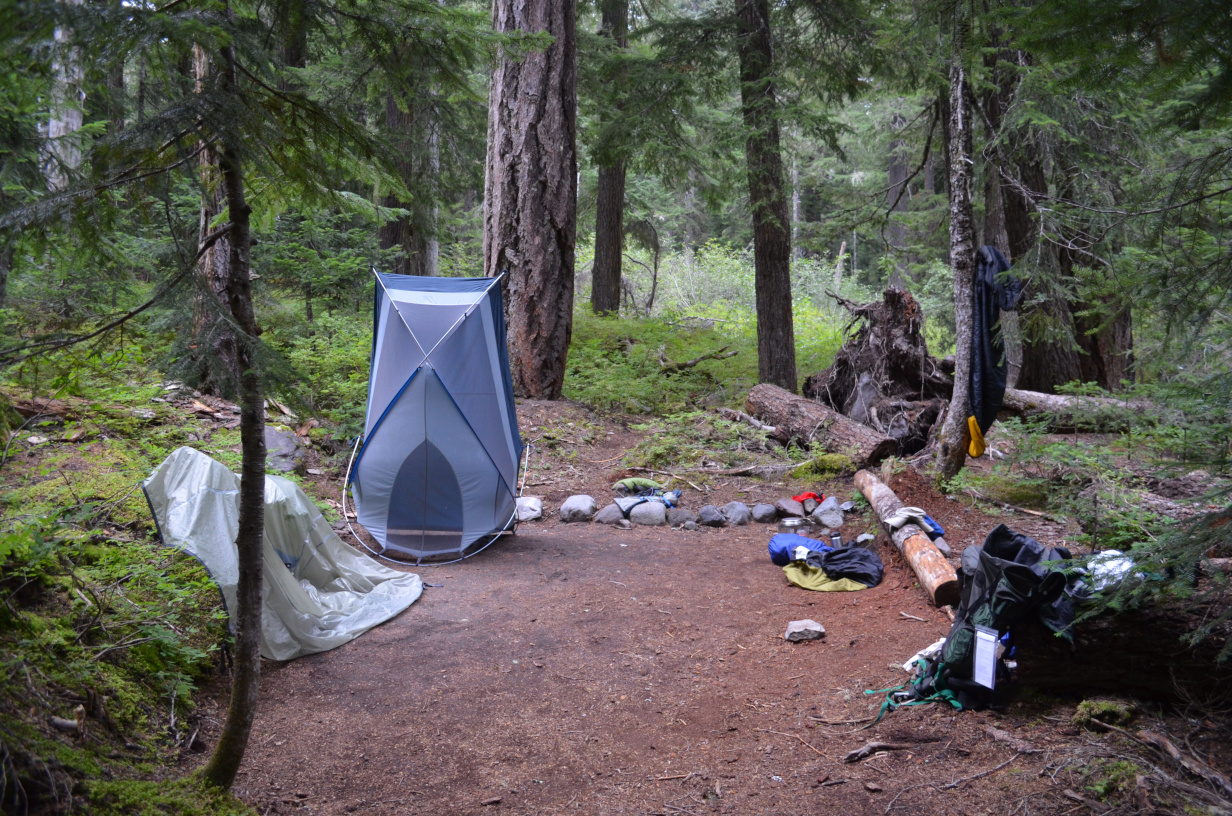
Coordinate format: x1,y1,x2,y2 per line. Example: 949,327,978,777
0,0,1230,811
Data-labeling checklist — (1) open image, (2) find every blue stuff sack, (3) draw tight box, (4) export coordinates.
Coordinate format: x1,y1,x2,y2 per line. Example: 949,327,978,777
768,533,833,567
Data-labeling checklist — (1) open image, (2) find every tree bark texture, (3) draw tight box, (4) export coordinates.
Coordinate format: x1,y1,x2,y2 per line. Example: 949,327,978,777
886,113,910,287
1000,387,1151,432
43,0,84,191
484,0,577,399
736,0,797,392
935,20,976,479
191,44,240,398
1014,602,1232,704
199,31,265,793
379,90,436,277
591,163,626,314
853,469,960,607
590,0,628,316
745,383,898,467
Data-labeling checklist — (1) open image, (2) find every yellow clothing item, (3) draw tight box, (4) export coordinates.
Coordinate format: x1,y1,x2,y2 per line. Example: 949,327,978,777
782,562,868,592
967,415,986,457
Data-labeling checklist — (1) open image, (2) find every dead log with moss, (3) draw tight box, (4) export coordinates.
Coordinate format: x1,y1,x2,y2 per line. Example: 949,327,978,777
1014,600,1232,703
746,384,898,467
999,388,1155,432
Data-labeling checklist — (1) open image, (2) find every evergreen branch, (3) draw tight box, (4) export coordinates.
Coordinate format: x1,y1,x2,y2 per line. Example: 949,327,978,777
0,225,232,368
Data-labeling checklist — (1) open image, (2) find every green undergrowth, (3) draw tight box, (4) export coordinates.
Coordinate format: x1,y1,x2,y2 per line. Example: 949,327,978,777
2,356,250,813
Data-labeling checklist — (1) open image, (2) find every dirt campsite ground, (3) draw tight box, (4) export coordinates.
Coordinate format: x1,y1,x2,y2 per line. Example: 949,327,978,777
178,400,1227,816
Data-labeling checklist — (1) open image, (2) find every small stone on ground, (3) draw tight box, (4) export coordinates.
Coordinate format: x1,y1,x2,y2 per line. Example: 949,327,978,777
682,520,699,531
593,503,625,525
667,508,698,527
560,495,597,522
774,498,804,518
751,503,778,523
784,619,826,642
697,505,726,527
629,502,667,526
721,501,751,526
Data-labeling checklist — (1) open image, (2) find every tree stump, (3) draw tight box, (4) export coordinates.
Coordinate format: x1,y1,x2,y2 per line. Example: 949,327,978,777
746,384,897,467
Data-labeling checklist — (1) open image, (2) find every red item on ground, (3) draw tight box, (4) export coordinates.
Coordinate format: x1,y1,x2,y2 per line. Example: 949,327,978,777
791,491,824,503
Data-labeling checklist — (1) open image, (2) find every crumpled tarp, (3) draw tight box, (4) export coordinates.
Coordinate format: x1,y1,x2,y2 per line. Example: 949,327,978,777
143,446,423,661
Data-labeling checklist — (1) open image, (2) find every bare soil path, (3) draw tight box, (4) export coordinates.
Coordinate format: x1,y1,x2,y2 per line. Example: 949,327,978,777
218,520,1079,816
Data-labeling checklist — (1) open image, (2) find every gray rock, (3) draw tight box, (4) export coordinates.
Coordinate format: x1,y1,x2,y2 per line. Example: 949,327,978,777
697,505,726,527
617,519,632,529
721,501,751,526
265,426,305,474
840,501,856,512
812,507,845,529
774,498,805,518
933,536,952,555
630,502,667,526
751,503,779,523
802,498,818,514
593,503,625,525
811,496,844,529
855,533,876,546
682,520,699,531
667,508,698,528
784,619,826,642
560,495,597,522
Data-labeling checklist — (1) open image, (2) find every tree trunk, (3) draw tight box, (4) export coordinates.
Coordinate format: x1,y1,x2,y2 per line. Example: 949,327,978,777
379,89,419,276
199,27,265,793
191,44,240,398
886,113,910,288
0,241,13,310
590,0,628,316
853,469,960,607
736,0,797,392
935,18,976,479
484,0,577,399
43,0,84,191
745,383,898,466
591,163,626,314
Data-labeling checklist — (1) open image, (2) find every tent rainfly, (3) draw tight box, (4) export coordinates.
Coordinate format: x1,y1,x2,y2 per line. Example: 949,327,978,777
348,273,524,561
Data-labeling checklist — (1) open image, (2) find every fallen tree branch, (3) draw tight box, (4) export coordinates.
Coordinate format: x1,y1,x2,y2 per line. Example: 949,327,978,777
756,728,825,757
844,741,916,763
716,407,776,434
657,344,737,373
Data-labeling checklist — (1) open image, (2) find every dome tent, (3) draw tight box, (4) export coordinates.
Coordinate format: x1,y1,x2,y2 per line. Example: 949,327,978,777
348,272,524,562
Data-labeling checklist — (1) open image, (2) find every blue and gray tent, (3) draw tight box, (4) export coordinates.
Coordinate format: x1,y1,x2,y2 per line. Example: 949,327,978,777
347,273,524,561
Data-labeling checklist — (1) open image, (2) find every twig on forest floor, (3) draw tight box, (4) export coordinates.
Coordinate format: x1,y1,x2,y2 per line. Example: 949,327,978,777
755,728,826,756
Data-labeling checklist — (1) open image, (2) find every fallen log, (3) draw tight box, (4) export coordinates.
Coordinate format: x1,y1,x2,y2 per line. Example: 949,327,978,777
1000,388,1156,432
853,469,959,607
746,384,898,467
1014,600,1232,704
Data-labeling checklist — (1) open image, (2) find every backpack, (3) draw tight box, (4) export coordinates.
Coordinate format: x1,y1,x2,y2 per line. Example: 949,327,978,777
908,524,1071,710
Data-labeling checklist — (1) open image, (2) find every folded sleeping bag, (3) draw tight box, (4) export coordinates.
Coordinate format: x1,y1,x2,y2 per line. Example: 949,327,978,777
768,533,832,566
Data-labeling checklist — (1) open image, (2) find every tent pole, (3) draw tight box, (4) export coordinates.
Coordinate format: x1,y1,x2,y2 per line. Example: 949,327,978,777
371,267,428,359
340,436,382,558
418,271,508,364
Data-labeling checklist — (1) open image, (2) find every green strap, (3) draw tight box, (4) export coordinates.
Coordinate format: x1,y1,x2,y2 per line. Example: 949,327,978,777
860,662,963,728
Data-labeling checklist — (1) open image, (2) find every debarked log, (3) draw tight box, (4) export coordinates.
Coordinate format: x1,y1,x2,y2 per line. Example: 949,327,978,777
746,384,898,467
853,469,959,607
1014,600,1232,704
1000,388,1156,432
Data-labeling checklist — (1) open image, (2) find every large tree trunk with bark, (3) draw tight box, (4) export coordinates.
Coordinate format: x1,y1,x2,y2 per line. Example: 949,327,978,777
934,18,976,479
745,383,898,466
191,44,240,398
1014,601,1232,704
886,112,910,288
43,0,84,191
736,0,796,392
379,89,436,277
199,30,265,793
484,0,577,399
590,0,628,316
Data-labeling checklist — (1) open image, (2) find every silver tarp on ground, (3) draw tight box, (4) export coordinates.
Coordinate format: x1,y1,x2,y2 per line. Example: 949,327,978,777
143,446,423,661
350,274,523,560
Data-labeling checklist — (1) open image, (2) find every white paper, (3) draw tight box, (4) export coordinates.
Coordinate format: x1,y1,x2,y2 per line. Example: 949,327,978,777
973,627,998,689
